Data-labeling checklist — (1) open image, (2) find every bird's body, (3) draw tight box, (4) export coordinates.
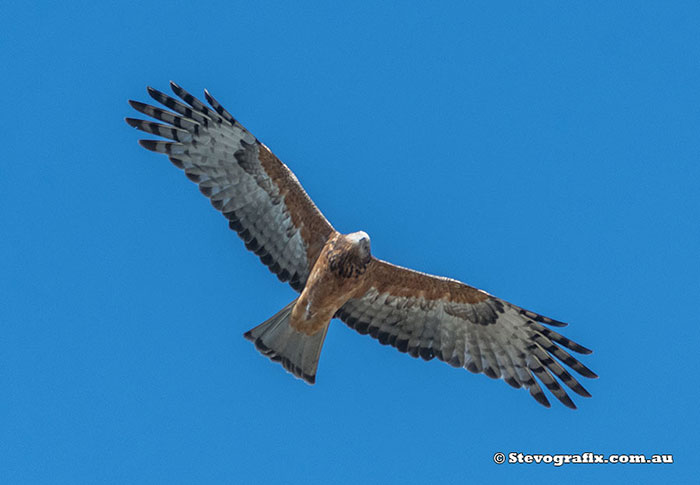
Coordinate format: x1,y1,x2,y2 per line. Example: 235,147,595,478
291,232,371,336
126,82,597,408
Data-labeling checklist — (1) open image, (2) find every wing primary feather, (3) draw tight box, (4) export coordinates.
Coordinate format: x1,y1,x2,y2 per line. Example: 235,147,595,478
138,139,185,155
125,118,193,143
170,81,222,122
519,308,568,327
128,100,200,133
532,334,598,378
531,323,593,354
204,89,239,126
533,344,591,398
147,86,211,126
528,355,576,409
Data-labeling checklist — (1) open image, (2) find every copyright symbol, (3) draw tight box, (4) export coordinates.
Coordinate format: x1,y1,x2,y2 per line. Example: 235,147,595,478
493,452,505,464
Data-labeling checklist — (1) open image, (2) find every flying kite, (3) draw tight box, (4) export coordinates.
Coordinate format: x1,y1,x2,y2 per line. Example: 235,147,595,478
126,82,597,408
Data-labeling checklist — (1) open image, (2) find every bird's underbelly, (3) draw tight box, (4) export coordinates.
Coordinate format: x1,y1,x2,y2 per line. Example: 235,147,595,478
289,297,337,335
289,286,349,335
289,276,365,336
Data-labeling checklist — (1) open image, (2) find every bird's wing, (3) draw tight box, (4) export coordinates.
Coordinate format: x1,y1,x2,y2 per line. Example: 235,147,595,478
126,82,335,291
336,258,597,408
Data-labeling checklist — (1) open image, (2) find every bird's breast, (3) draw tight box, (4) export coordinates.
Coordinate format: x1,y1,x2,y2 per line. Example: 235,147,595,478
289,249,368,335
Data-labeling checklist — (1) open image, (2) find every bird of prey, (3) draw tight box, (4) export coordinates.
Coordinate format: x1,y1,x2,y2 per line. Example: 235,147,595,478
126,82,597,409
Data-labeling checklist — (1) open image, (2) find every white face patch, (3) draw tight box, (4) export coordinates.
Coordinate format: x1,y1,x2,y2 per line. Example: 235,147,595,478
346,231,370,244
344,231,371,263
346,231,371,258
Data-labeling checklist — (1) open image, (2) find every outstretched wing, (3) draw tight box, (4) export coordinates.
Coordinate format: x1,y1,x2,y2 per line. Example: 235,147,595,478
336,258,597,408
126,82,335,291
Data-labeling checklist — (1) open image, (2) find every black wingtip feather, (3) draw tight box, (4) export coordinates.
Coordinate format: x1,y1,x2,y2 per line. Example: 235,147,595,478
484,367,499,379
419,347,435,361
466,362,479,374
575,385,592,398
570,363,597,379
138,139,158,151
170,81,191,103
578,346,593,355
146,86,160,98
531,389,551,408
544,318,568,328
169,157,184,169
204,88,237,125
203,89,218,110
505,377,521,389
125,117,142,129
185,172,200,183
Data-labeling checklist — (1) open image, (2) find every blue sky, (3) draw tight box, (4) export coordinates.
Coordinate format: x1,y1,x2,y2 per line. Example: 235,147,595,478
2,1,699,483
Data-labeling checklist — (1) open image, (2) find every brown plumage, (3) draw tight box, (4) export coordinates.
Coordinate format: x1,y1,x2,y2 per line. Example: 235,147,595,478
126,82,597,408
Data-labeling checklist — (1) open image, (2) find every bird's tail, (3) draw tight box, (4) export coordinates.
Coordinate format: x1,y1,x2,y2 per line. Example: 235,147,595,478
243,298,329,384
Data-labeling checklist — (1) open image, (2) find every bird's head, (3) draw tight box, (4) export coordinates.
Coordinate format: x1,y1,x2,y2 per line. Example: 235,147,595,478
347,231,371,264
327,231,372,278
